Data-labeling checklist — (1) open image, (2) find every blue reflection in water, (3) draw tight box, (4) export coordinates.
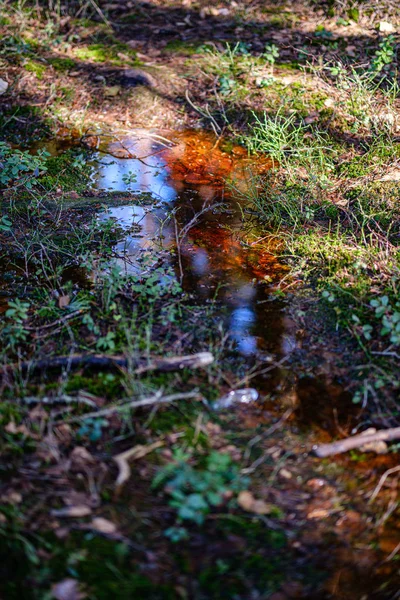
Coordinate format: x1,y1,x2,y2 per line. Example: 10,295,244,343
95,136,176,272
230,306,257,356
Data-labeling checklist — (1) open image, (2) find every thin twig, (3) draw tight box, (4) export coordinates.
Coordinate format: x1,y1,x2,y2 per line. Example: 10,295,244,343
369,465,400,504
25,310,84,332
64,390,202,423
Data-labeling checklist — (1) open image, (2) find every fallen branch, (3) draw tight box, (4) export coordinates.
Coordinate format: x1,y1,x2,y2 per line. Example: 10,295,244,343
113,441,164,492
1,351,214,376
312,427,400,458
64,390,202,423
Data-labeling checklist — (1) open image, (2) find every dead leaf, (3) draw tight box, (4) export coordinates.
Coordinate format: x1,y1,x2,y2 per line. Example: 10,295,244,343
237,490,274,515
91,517,117,534
114,441,164,491
51,505,92,518
5,421,30,436
379,21,395,34
59,295,70,309
0,78,8,95
324,98,334,108
307,508,330,519
345,45,357,57
70,446,96,469
52,578,84,600
358,427,388,455
1,491,22,504
104,85,120,97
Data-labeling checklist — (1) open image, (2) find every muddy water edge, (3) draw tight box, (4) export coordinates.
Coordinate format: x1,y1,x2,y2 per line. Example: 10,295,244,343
0,129,399,598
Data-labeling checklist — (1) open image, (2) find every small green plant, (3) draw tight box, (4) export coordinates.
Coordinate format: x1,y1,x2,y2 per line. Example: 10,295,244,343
96,331,117,352
263,43,279,66
77,417,108,442
2,299,30,348
122,170,138,185
218,74,236,96
0,215,12,232
370,295,400,345
370,36,396,73
0,142,49,189
152,449,248,538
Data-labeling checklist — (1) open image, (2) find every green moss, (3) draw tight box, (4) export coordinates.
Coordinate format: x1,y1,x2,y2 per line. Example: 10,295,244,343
41,150,92,192
65,372,123,398
23,59,46,79
73,39,138,65
163,40,200,56
48,56,76,72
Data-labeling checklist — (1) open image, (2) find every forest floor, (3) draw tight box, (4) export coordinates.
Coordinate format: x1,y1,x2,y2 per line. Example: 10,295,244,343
1,1,400,599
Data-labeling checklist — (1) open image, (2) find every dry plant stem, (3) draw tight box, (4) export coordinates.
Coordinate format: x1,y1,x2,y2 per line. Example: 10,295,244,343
369,465,400,504
313,427,400,458
64,390,202,423
1,351,214,376
113,440,164,491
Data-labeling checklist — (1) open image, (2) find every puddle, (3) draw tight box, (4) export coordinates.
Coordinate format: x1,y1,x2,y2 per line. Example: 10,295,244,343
91,129,289,359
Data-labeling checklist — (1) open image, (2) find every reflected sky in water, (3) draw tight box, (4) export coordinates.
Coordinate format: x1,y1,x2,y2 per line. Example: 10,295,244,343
94,132,284,357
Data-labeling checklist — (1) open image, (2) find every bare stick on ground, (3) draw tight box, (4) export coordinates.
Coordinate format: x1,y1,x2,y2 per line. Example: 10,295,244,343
64,390,202,423
1,351,214,376
113,441,164,492
312,427,400,458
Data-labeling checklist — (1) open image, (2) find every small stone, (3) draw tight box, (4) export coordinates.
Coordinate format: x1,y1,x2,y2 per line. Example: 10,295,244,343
122,68,157,88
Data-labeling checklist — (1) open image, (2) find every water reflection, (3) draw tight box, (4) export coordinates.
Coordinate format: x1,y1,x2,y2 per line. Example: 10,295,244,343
94,130,287,356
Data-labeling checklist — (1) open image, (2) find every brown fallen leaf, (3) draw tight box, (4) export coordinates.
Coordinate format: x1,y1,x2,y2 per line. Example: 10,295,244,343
91,517,117,534
51,505,92,518
104,85,120,97
237,490,274,515
52,578,85,600
59,295,70,309
358,427,388,455
113,440,164,491
70,446,96,469
307,508,331,519
5,421,31,436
